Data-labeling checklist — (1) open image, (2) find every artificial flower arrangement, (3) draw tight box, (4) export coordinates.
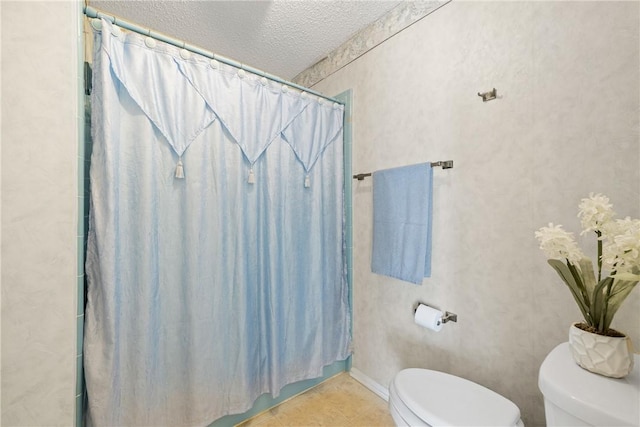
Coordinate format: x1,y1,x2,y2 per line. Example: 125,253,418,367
535,193,640,336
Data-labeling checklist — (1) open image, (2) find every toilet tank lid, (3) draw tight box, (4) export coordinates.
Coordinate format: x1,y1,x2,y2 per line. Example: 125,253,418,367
538,342,640,426
394,368,521,426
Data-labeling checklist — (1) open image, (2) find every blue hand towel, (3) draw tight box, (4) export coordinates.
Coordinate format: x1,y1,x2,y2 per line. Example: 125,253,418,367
371,163,433,284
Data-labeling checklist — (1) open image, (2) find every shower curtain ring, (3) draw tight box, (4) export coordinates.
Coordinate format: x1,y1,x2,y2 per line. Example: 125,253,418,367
179,41,191,59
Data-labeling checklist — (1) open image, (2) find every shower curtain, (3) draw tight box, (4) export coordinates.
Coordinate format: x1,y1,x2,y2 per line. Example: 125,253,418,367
84,19,350,426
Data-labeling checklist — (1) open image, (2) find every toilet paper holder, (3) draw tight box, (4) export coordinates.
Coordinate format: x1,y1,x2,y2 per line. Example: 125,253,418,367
413,303,458,323
441,311,457,323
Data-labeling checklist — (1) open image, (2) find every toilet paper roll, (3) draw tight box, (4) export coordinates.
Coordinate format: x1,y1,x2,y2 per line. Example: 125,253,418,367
414,304,443,332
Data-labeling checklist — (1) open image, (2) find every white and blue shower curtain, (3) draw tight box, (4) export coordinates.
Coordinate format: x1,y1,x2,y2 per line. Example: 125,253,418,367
84,19,350,426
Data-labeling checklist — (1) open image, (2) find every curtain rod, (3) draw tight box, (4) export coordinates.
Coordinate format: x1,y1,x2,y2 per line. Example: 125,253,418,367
83,6,343,105
353,160,453,180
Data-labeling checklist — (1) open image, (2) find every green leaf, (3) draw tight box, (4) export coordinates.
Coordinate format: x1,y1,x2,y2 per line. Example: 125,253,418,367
568,261,591,312
591,277,614,333
614,272,640,281
548,259,591,324
578,258,597,304
602,279,638,332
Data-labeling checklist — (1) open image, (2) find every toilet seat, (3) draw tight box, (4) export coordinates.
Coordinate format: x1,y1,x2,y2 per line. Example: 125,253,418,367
390,368,522,426
389,377,428,426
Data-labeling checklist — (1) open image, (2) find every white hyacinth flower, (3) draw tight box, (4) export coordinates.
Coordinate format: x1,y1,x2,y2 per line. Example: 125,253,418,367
577,193,615,235
535,223,585,265
602,217,640,275
536,194,639,333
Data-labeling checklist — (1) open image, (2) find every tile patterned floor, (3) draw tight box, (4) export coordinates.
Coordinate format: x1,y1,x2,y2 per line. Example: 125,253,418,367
237,373,395,427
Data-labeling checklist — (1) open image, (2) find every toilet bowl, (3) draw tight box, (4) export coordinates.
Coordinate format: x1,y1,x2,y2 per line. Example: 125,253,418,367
539,342,640,426
389,368,524,426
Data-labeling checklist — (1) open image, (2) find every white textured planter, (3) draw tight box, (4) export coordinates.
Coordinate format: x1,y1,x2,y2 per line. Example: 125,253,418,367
568,322,634,378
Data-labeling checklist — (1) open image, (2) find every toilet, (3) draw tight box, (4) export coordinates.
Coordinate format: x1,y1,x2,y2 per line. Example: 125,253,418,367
389,368,524,426
539,342,640,426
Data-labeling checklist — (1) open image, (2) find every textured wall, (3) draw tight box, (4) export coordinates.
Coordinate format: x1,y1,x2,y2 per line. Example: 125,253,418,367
1,1,79,425
312,2,640,425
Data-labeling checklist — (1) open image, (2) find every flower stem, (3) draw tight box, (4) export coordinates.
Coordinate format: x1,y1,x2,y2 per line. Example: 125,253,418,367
600,280,614,333
596,230,602,283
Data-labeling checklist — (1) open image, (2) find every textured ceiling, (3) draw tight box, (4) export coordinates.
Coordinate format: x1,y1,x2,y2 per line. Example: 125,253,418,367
89,1,401,80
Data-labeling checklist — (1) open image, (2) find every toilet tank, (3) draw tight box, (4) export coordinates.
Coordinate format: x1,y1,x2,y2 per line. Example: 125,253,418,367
539,342,640,426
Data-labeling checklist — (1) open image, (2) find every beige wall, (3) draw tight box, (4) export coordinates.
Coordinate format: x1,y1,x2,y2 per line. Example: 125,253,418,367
313,2,640,425
1,1,79,425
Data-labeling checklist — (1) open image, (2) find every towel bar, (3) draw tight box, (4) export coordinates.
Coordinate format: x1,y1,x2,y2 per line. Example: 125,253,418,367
353,160,453,180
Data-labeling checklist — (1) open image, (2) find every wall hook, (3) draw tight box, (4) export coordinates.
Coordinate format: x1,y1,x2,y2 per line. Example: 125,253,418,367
478,88,497,102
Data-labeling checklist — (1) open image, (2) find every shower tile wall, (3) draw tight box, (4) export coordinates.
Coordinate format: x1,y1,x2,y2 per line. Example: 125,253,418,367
312,2,640,425
1,1,80,425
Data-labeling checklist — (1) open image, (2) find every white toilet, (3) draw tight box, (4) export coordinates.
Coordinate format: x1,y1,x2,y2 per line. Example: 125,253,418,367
389,368,524,426
539,342,640,426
